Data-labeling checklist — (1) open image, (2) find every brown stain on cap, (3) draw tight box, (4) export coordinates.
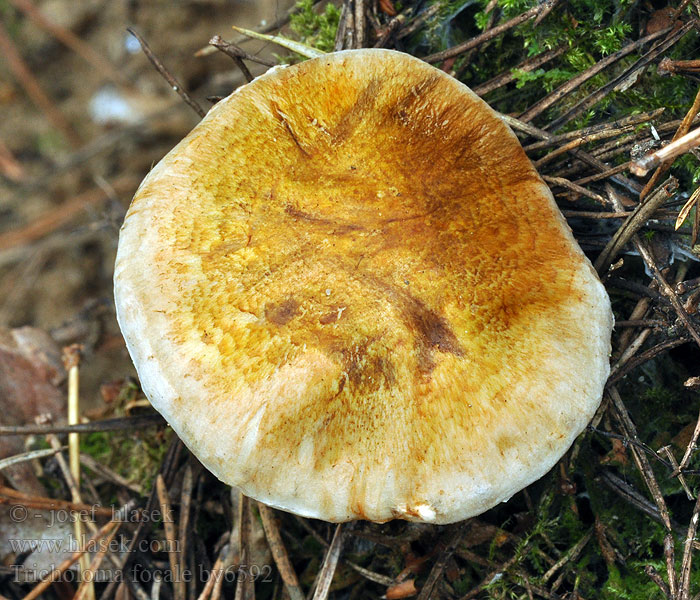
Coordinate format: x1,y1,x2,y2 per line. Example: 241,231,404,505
265,298,299,326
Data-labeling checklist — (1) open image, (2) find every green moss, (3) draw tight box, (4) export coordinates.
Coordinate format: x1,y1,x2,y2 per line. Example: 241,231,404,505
404,0,697,150
603,563,665,600
594,23,632,56
290,0,340,52
676,154,700,186
80,426,173,495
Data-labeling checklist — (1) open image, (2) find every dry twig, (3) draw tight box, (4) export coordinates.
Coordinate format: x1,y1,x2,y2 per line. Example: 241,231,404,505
416,523,468,600
424,0,560,64
127,27,206,118
258,504,305,600
474,46,566,97
594,178,678,274
633,127,700,176
0,414,165,436
519,27,671,123
641,84,700,199
209,36,254,83
548,22,694,131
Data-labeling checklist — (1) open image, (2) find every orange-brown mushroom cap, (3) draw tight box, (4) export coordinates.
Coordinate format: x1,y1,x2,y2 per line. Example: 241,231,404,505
114,49,613,524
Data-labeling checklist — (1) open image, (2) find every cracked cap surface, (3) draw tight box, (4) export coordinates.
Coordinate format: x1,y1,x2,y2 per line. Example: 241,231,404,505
114,49,613,524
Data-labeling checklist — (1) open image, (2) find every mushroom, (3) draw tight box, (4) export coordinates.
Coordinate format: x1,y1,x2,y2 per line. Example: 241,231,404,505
114,49,613,524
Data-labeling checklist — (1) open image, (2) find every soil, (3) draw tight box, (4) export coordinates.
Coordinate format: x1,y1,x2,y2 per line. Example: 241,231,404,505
1,0,294,409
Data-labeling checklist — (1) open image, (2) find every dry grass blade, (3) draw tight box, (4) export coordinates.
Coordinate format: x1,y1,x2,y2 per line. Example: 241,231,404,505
345,562,394,586
74,522,122,600
676,187,700,232
602,183,700,353
608,336,691,386
573,162,632,186
178,465,195,600
676,188,700,234
257,503,305,600
202,36,276,67
62,344,94,600
102,439,182,600
373,14,405,48
354,0,366,48
634,238,700,349
196,548,226,600
334,1,352,51
231,25,324,58
80,453,144,494
42,430,84,507
21,515,122,600
501,114,641,193
156,475,182,600
0,485,113,515
535,127,646,167
614,318,668,328
658,446,693,501
542,529,593,584
0,446,65,471
234,493,255,600
679,494,700,600
311,524,344,600
561,210,629,219
526,108,664,152
677,414,700,475
645,565,672,599
594,178,678,274
609,387,678,594
599,471,683,534
660,57,700,75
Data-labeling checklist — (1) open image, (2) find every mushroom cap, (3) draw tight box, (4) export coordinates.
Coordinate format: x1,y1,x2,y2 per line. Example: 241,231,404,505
114,49,612,524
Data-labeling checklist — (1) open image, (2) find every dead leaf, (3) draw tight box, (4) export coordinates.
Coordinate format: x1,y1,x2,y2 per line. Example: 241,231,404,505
380,0,398,17
672,420,698,450
675,187,700,230
645,8,683,35
0,327,66,495
386,579,417,599
601,438,629,466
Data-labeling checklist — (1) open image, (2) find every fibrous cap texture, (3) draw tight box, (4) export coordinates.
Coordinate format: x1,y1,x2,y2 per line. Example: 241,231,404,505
114,49,613,524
